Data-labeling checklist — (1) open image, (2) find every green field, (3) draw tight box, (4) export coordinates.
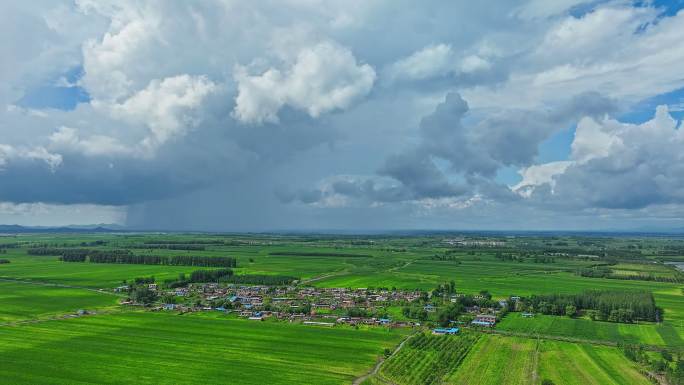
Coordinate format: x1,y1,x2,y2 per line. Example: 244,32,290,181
537,340,652,385
378,332,478,385
0,281,119,323
497,312,677,347
447,335,537,385
446,335,651,385
0,312,406,385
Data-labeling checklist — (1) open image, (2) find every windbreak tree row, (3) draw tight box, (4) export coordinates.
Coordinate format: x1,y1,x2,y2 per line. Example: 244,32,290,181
520,290,659,322
53,248,237,268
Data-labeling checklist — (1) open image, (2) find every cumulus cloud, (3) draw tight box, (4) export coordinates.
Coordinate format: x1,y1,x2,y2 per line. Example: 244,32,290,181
290,90,615,207
102,74,218,153
233,41,376,124
521,106,684,210
383,43,500,88
49,126,132,157
0,144,62,171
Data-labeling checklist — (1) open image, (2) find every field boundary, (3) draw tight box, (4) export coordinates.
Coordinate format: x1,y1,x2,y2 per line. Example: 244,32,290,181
477,328,684,353
352,332,417,385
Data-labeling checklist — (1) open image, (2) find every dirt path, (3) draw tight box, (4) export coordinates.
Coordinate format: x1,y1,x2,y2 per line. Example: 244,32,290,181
352,333,416,385
300,269,349,285
388,260,413,272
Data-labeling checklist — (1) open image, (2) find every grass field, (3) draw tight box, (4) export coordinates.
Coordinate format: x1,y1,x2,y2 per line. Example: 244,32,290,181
447,335,537,385
0,312,406,385
537,340,652,385
446,335,651,385
497,312,676,347
0,281,119,323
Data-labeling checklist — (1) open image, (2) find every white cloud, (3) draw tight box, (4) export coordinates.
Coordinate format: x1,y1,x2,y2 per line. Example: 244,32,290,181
385,43,455,81
233,41,376,124
0,144,62,171
465,5,684,109
49,126,132,157
99,74,217,153
518,105,684,209
384,43,492,83
513,161,572,196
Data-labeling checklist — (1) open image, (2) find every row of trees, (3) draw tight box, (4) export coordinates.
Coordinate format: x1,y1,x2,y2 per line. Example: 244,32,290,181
620,343,684,384
268,251,373,258
220,274,297,285
0,258,10,264
129,244,206,251
578,266,683,283
56,248,237,268
166,269,235,288
520,290,659,322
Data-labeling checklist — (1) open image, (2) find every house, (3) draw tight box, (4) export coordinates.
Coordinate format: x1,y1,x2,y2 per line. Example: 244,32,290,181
378,318,391,325
248,316,264,321
163,303,176,310
114,285,129,293
148,283,157,291
521,312,535,318
424,304,436,312
471,314,496,327
432,327,459,335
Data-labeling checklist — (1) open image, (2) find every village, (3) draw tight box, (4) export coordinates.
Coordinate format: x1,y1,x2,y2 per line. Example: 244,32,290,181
117,281,511,333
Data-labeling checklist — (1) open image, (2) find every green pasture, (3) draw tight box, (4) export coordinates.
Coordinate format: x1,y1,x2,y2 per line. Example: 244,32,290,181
0,281,119,323
0,311,406,385
447,335,537,385
497,312,676,347
537,340,651,385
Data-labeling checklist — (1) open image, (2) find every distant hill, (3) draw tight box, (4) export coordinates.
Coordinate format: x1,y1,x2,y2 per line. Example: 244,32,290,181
0,224,125,234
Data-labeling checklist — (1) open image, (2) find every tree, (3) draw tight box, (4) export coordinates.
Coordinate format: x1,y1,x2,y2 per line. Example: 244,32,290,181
542,379,555,385
131,287,157,305
565,305,577,318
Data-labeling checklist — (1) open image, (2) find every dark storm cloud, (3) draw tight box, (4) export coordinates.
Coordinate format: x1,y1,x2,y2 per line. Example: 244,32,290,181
292,91,617,206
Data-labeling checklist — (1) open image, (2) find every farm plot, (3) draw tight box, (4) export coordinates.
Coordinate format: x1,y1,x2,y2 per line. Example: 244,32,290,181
0,312,406,385
0,281,119,323
378,332,478,385
497,313,668,347
447,335,537,385
537,340,651,385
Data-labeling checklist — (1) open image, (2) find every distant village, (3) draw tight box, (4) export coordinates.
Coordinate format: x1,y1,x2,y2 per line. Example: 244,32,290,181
117,282,511,333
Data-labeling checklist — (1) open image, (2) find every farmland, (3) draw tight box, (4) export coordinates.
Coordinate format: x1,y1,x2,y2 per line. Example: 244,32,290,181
0,280,119,323
1,232,683,384
0,312,406,385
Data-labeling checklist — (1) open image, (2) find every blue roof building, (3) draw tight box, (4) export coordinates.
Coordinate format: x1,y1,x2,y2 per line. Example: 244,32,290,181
432,327,459,335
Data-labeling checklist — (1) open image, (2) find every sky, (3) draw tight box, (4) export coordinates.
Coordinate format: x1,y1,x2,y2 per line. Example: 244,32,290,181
1,0,684,231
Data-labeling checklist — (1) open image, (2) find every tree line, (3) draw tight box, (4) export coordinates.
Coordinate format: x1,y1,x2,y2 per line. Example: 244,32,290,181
128,244,206,251
50,248,237,267
165,269,235,287
269,251,373,258
577,266,683,283
220,274,297,285
519,290,658,322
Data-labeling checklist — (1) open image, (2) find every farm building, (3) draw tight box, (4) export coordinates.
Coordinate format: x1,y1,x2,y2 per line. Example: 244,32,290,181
432,327,459,335
471,314,496,327
522,312,534,318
